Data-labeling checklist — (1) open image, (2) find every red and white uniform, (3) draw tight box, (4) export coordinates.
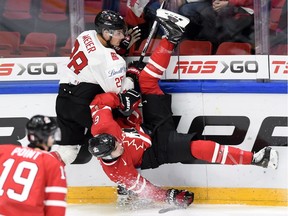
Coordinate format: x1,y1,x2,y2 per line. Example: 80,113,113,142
88,38,180,201
90,89,168,201
60,30,127,93
0,145,67,216
89,38,254,201
90,104,168,200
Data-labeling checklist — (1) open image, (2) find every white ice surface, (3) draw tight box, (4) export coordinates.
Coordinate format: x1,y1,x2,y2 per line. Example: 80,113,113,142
66,204,288,216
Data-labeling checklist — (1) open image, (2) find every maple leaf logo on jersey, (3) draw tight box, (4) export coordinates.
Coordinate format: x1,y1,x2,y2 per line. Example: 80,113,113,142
111,52,119,60
128,0,137,7
123,139,144,151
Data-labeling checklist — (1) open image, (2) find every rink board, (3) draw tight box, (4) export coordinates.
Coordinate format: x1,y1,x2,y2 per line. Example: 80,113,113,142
0,55,287,206
67,186,287,206
0,84,287,206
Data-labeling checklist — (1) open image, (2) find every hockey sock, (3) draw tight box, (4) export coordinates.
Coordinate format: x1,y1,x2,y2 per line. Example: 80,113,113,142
139,38,174,95
149,37,174,69
190,140,253,165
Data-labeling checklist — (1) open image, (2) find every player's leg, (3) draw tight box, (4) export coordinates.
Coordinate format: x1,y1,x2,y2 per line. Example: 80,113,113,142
139,9,190,95
52,88,92,164
53,82,105,164
190,140,279,169
140,10,192,165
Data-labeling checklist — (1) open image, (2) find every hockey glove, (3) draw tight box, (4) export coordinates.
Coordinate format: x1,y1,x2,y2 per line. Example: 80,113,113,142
126,61,147,92
166,189,194,208
115,26,141,56
127,26,141,50
118,89,141,116
114,35,131,56
127,60,147,81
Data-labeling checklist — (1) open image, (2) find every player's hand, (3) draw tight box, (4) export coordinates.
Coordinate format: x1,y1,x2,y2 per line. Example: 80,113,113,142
119,26,141,51
114,27,141,56
166,188,194,208
118,89,141,116
128,60,146,71
127,26,141,49
127,61,147,78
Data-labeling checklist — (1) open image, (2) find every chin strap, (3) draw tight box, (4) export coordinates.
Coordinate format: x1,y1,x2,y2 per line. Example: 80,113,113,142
106,34,113,48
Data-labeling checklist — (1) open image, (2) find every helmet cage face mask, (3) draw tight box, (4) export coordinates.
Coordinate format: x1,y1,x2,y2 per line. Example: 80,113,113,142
88,133,116,158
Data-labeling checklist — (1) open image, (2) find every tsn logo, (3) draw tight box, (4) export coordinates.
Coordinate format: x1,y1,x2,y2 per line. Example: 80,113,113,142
0,63,58,76
272,60,288,74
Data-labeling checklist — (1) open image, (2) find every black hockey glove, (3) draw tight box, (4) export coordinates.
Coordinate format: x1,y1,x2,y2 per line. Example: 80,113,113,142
118,89,141,116
126,61,147,92
114,35,132,56
126,60,147,84
115,26,141,56
166,189,194,208
127,61,147,78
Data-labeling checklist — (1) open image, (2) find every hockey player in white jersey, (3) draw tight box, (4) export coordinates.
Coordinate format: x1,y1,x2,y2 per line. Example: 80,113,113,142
53,10,138,165
60,12,127,93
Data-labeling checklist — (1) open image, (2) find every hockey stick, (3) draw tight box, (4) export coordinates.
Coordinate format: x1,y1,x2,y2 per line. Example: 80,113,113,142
159,206,186,214
138,0,167,63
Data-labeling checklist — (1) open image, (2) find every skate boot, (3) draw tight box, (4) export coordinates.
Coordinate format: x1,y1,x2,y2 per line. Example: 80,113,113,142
156,9,190,44
252,147,279,169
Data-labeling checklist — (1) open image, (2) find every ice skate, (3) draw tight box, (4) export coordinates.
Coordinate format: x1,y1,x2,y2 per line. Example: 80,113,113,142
156,9,190,44
252,147,279,169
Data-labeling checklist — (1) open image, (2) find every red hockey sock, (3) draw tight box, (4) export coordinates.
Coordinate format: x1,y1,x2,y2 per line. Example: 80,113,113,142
139,38,174,95
149,38,174,69
139,71,163,95
190,140,253,165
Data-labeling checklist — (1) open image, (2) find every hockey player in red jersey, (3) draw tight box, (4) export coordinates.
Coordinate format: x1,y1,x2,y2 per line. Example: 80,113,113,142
0,115,67,216
88,9,279,208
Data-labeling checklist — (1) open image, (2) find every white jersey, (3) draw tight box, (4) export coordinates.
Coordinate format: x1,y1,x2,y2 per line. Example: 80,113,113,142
60,30,127,93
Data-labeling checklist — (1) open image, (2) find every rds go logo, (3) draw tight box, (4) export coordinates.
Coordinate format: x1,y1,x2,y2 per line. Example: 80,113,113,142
0,63,58,76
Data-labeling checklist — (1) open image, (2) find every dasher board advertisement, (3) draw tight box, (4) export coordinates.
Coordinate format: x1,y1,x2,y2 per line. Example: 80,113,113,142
0,55,287,81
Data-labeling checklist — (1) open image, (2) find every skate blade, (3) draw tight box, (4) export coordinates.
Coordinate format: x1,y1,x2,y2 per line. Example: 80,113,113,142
156,9,190,28
268,150,279,169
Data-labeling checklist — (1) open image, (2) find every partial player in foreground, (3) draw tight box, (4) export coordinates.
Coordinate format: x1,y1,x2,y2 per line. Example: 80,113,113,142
88,9,279,209
0,115,67,216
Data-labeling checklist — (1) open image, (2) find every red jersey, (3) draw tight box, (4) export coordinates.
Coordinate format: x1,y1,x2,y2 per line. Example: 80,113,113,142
98,128,167,201
90,93,167,201
0,145,67,216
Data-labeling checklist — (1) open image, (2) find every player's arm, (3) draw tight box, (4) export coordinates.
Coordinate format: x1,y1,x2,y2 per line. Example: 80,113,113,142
90,92,120,110
100,157,193,207
44,154,67,216
90,105,123,140
101,157,166,201
91,89,141,117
